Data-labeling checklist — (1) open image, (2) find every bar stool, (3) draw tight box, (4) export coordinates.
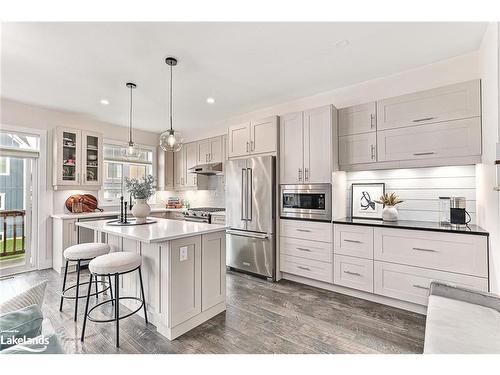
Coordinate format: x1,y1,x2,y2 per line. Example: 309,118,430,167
59,242,113,321
81,252,148,348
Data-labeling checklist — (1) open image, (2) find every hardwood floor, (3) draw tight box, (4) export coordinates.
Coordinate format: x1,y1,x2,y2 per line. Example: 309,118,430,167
0,269,425,354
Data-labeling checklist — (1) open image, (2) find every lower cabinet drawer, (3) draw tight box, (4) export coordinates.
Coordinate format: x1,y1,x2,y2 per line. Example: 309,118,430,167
374,261,488,306
280,254,333,283
374,227,488,278
280,219,332,243
334,255,373,293
280,236,333,263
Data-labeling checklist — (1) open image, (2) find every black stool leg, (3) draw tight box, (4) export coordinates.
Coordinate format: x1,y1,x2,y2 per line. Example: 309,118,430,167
59,259,69,311
114,273,120,348
95,275,99,302
108,275,114,306
80,273,93,342
138,267,148,325
74,260,81,321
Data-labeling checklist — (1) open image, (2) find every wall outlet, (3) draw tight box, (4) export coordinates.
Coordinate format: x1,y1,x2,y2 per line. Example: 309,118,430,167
179,246,188,262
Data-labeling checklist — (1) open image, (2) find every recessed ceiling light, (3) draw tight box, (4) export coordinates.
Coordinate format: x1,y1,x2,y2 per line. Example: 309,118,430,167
100,99,110,105
206,97,215,104
335,39,350,49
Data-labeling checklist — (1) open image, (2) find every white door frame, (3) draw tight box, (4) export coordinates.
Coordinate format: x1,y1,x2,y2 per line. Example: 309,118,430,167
0,124,48,274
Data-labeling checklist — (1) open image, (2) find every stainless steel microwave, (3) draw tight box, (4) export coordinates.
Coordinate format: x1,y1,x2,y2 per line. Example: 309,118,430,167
280,184,332,222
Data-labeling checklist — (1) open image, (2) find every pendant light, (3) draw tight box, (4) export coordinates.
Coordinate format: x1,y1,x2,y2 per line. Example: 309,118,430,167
122,82,139,158
159,57,183,152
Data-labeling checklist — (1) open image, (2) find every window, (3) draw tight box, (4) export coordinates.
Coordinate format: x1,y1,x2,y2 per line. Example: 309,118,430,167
0,158,10,176
0,193,5,210
100,143,155,205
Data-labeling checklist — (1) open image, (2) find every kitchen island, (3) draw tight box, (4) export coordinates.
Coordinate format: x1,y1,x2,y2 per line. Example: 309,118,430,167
76,218,227,340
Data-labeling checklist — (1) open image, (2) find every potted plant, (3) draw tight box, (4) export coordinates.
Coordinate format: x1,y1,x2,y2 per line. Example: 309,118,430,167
375,192,404,222
125,175,155,224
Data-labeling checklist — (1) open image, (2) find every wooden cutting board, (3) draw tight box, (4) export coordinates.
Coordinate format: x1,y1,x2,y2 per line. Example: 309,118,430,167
65,194,103,213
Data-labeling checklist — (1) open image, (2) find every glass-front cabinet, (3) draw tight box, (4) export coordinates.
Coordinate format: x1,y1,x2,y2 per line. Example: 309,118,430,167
53,127,102,189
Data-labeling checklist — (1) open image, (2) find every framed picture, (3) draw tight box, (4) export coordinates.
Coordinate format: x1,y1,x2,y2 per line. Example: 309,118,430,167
351,183,385,220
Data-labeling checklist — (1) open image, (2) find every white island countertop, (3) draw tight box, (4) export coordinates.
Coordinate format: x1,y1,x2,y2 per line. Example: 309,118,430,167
76,217,226,243
52,207,185,220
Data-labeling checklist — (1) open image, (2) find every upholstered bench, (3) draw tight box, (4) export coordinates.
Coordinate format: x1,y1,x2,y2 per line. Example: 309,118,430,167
424,281,500,354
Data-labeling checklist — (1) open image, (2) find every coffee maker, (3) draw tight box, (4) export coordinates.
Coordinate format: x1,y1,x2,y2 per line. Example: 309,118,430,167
439,196,470,227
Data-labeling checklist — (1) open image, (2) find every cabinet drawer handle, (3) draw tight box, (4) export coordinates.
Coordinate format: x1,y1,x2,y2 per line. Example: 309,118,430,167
370,144,376,160
413,152,435,156
344,270,361,276
297,266,311,271
296,247,311,252
412,284,429,290
344,239,362,244
242,261,251,267
370,113,376,129
296,229,311,232
412,117,436,122
246,142,249,153
298,168,302,182
413,247,438,253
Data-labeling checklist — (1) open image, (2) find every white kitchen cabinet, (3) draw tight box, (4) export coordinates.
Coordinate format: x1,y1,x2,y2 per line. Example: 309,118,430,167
304,106,333,183
374,261,488,306
280,219,333,243
197,136,224,164
227,117,278,158
54,127,103,190
184,142,198,188
280,105,334,184
280,254,333,283
227,122,251,158
334,224,373,259
201,232,226,311
173,148,185,189
157,150,174,191
52,217,78,274
377,80,480,131
373,227,488,278
338,102,377,136
280,236,333,263
334,255,374,293
250,117,278,155
280,112,304,184
338,132,377,166
377,117,481,163
140,242,161,317
170,235,202,326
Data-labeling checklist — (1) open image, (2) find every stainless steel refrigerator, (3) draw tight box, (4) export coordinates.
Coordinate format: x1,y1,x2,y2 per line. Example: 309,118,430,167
225,156,275,279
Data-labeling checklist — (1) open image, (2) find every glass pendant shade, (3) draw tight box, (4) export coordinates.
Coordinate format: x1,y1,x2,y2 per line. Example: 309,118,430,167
159,129,183,152
121,140,139,158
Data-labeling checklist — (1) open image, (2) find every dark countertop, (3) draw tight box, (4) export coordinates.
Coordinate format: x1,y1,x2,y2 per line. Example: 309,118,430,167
332,217,489,236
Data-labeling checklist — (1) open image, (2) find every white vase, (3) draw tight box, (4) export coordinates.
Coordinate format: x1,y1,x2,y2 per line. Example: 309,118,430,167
382,205,398,222
131,198,151,224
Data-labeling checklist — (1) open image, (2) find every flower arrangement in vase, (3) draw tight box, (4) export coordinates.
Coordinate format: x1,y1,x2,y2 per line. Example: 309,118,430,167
125,175,155,224
375,192,404,222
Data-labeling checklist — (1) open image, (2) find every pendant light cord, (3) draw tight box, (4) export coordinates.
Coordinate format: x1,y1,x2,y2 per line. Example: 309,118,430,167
129,85,133,144
169,64,173,132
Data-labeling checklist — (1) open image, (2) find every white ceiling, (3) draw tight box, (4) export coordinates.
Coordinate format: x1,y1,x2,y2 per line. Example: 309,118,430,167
1,22,487,139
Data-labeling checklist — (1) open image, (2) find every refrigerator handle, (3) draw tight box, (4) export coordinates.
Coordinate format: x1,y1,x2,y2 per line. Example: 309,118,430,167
226,229,268,239
247,168,252,221
241,168,247,221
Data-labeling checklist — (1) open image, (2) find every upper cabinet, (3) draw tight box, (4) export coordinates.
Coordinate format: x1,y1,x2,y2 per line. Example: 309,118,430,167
376,80,480,131
227,116,278,158
280,105,334,184
53,127,102,190
157,149,174,191
197,136,223,164
338,102,376,136
184,141,198,188
338,80,482,171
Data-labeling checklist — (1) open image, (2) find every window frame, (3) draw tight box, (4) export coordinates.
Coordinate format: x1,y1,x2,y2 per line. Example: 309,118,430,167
0,192,5,210
0,157,10,176
99,139,157,207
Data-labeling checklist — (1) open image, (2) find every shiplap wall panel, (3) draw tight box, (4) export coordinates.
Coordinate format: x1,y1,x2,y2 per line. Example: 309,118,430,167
345,165,476,223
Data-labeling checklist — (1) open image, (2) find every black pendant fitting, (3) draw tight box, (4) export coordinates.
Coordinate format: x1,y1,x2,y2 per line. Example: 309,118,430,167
165,57,178,66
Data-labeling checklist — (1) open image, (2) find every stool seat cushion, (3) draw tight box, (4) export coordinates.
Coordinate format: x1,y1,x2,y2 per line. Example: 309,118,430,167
89,252,141,275
64,243,110,261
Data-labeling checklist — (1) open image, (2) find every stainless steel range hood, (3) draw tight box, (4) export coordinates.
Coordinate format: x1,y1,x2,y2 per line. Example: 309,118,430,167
188,162,223,175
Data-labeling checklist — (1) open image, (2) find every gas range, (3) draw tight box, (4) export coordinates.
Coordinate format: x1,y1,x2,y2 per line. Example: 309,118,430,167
183,207,225,224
